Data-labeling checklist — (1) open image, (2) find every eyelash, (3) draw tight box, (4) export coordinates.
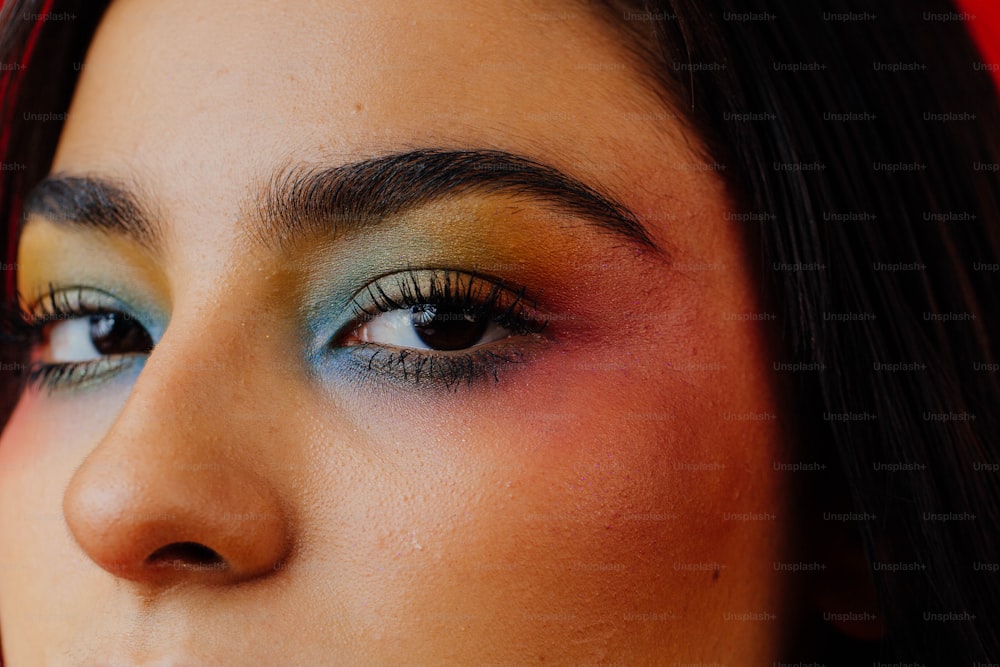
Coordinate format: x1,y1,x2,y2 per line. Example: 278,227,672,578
349,268,543,333
1,270,549,394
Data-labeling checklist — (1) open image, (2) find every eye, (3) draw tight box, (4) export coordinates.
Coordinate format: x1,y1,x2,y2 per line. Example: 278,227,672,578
339,269,546,354
331,269,548,388
352,303,512,352
43,312,154,363
15,286,158,392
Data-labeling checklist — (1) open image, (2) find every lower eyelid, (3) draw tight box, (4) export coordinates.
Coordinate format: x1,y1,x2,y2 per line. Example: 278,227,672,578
333,338,540,391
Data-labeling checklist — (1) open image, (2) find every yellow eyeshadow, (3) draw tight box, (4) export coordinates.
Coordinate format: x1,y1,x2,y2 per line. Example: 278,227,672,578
17,218,171,305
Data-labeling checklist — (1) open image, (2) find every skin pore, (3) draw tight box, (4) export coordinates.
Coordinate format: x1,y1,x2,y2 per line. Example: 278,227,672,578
0,0,797,663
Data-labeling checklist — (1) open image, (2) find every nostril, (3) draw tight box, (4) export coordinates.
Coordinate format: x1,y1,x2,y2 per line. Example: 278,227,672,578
145,541,226,571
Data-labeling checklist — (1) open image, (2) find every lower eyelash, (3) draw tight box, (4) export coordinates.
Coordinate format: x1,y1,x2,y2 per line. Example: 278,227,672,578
26,362,92,392
345,342,529,390
25,357,136,394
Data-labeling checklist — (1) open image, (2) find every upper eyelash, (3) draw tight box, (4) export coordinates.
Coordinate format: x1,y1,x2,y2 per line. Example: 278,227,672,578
32,284,112,321
347,268,548,337
1,284,111,341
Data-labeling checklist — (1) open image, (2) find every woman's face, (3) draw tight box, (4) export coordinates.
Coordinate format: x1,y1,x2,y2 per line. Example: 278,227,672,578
0,0,796,663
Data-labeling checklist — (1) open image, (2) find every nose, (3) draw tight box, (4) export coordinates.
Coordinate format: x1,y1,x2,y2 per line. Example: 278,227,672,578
64,455,289,586
62,335,292,587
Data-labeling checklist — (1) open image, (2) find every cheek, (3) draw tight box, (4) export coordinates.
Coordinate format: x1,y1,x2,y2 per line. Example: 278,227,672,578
298,351,790,659
0,377,137,480
0,388,131,631
0,391,101,520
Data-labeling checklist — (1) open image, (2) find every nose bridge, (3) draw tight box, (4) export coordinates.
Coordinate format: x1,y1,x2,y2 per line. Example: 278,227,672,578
136,281,300,439
138,300,273,430
61,297,294,587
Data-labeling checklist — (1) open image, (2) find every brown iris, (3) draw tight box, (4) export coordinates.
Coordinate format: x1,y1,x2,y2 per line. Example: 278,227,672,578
88,313,154,355
410,304,490,351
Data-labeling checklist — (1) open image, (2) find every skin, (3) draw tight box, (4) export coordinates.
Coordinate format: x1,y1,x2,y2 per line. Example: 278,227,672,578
0,0,800,664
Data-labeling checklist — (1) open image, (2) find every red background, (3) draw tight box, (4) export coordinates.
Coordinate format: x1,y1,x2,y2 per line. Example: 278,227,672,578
960,0,1000,90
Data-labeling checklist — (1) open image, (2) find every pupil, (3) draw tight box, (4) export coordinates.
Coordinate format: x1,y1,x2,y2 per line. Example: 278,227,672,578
410,304,489,351
89,313,154,355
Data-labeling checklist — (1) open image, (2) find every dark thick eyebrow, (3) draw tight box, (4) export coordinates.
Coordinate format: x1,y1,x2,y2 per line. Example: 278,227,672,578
22,175,159,249
23,150,662,255
250,149,661,253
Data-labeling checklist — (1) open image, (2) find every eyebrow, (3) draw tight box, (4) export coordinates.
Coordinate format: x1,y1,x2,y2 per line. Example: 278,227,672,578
23,175,160,248
24,149,661,254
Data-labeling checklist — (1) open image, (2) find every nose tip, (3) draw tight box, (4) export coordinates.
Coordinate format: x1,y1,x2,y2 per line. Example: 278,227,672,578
63,461,290,586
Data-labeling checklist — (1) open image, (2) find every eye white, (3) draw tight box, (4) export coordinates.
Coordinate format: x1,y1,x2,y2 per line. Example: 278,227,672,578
356,308,508,351
45,317,101,363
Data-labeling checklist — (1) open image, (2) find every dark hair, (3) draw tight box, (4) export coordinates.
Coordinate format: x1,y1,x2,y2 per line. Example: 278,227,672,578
1,0,997,663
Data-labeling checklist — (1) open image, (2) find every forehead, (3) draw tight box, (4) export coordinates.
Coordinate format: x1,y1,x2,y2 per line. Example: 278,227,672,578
53,0,695,193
